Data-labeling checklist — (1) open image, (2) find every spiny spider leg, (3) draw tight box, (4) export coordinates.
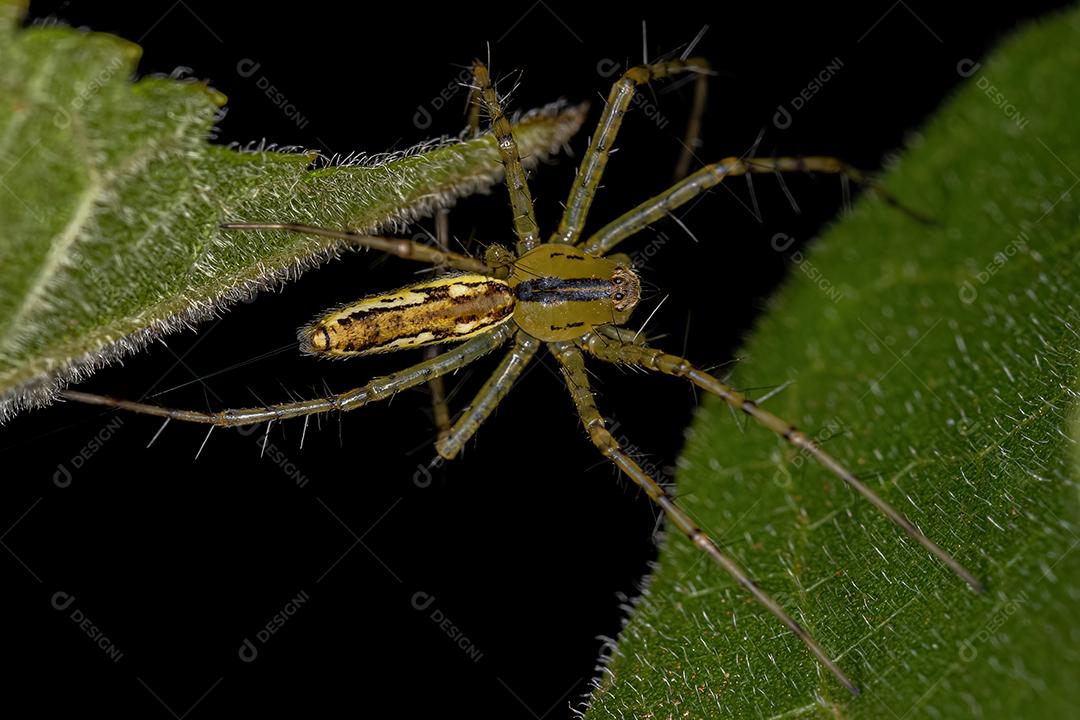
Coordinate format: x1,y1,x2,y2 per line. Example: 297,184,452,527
421,67,544,459
581,156,924,257
60,325,513,428
220,222,491,274
548,339,860,695
435,330,539,460
471,61,540,255
579,327,985,593
552,58,710,246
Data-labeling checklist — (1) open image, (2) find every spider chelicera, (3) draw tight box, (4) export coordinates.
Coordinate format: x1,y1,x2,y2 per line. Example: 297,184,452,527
63,57,983,694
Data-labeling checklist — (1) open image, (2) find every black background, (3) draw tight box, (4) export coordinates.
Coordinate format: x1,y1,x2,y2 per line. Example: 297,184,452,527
2,2,1069,717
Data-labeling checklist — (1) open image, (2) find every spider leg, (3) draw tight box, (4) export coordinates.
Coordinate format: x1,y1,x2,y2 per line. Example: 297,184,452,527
435,330,539,460
580,155,929,257
578,329,985,593
673,66,709,181
548,339,859,695
465,83,483,138
471,61,540,256
552,58,710,246
61,325,513,428
426,84,488,440
424,210,455,443
220,222,491,274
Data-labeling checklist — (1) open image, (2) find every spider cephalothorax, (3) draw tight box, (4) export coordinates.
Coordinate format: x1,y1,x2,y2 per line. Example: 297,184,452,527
508,244,641,341
64,56,982,695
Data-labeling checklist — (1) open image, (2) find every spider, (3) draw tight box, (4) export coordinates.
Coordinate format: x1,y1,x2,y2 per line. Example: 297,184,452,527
62,57,983,694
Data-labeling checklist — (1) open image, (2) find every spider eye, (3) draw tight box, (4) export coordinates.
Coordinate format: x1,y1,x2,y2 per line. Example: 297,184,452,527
613,276,624,285
614,292,625,302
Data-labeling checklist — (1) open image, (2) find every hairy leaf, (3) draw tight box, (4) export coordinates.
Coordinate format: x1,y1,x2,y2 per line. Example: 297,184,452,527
0,1,584,420
588,8,1080,719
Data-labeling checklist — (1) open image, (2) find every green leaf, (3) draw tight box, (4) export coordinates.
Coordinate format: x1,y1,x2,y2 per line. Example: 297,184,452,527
0,1,584,420
588,8,1080,719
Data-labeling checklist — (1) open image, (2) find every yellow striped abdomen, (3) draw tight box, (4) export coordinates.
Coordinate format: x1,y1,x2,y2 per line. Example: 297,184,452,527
302,274,514,357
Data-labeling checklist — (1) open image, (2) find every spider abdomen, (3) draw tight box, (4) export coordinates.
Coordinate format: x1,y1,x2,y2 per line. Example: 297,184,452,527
301,274,515,357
